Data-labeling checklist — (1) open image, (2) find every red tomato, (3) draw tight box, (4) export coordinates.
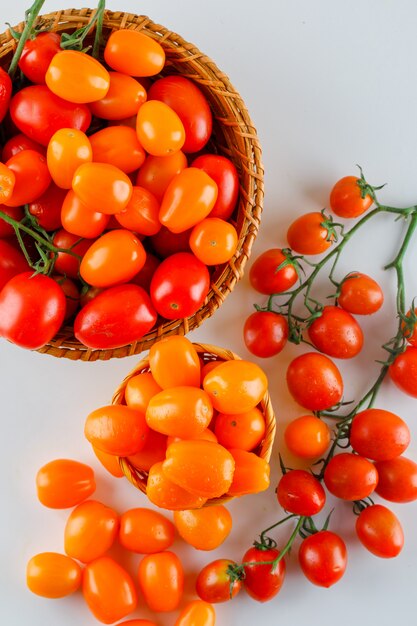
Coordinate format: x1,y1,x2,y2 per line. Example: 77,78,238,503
150,226,192,258
287,212,334,255
0,206,24,238
350,408,410,461
338,272,384,315
355,504,404,558
131,253,160,292
286,352,343,411
174,600,215,626
26,552,82,599
52,229,93,279
104,29,165,77
137,152,188,202
5,150,51,207
61,190,110,239
150,252,210,319
307,305,364,359
36,458,96,509
249,248,298,294
138,551,184,612
0,240,29,290
89,71,147,119
374,456,417,503
64,500,119,563
196,559,241,603
389,347,417,397
298,531,347,587
9,85,91,146
277,469,326,516
2,133,46,162
242,546,286,602
148,76,212,153
89,126,146,174
137,100,185,157
243,311,288,357
0,272,66,349
47,128,92,189
18,32,61,85
72,162,133,215
28,183,66,231
324,452,379,500
0,67,12,123
52,275,80,320
0,162,15,203
74,284,157,349
115,186,160,236
192,154,239,219
46,50,110,104
330,176,373,218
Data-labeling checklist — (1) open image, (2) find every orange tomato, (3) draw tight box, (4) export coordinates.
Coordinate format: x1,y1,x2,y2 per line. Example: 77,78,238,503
146,387,213,437
147,461,207,510
214,407,266,451
190,218,238,265
119,507,175,553
64,500,119,563
174,600,216,626
137,151,188,202
159,168,218,233
61,189,110,238
0,162,15,202
72,162,132,214
173,505,232,551
83,556,137,624
104,29,165,77
287,212,333,255
36,458,95,508
163,440,235,498
26,552,82,598
92,445,124,478
115,186,160,235
89,126,146,174
46,50,110,103
227,449,270,496
47,128,92,189
284,415,331,459
5,149,51,206
167,428,218,446
200,359,224,382
125,372,162,413
137,101,185,156
127,429,168,471
203,360,268,414
149,335,201,389
138,551,184,612
85,404,149,456
80,230,146,287
89,71,147,119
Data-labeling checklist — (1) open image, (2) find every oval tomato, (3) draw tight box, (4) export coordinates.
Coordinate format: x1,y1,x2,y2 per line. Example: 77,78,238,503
146,461,207,510
46,50,110,103
355,504,404,558
36,458,96,509
137,151,188,202
243,311,288,358
138,551,184,612
173,506,232,551
287,212,333,255
277,469,326,516
52,229,93,279
72,162,133,215
137,100,185,157
298,531,347,587
323,452,379,500
124,372,162,412
104,29,165,77
196,559,241,603
242,546,286,602
192,154,239,220
249,248,298,295
174,600,215,626
374,456,417,503
64,500,119,563
28,183,66,231
5,150,51,207
389,347,417,397
89,71,147,119
330,176,373,218
0,67,12,123
85,403,149,457
115,186,160,235
350,408,410,461
286,352,343,411
119,508,175,554
26,552,82,599
338,272,384,315
18,32,61,85
203,359,268,414
284,415,330,459
89,126,146,174
146,387,213,438
0,240,29,290
149,335,201,389
227,449,270,496
47,128,92,189
61,190,110,239
2,132,46,162
307,305,364,359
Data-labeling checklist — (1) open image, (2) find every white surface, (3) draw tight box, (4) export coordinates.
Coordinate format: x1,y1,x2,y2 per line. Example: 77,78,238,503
1,1,417,625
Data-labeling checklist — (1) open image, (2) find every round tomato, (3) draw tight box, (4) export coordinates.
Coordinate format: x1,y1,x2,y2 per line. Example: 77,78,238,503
72,162,133,214
150,226,192,258
173,506,232,551
350,408,410,461
5,150,51,207
2,132,46,162
203,359,268,414
196,559,241,603
243,311,288,358
137,151,188,202
249,248,298,295
0,67,12,123
26,552,82,599
104,29,165,76
286,352,343,411
146,461,207,510
137,100,185,156
89,71,147,119
61,190,110,239
338,272,384,315
52,229,93,279
146,387,213,437
330,175,373,218
355,504,404,558
214,407,265,451
47,128,92,189
227,449,270,496
307,305,364,359
0,272,66,349
287,212,334,255
138,551,184,612
36,458,96,509
277,469,326,516
389,347,417,397
119,508,175,554
0,240,29,290
64,500,119,563
115,186,160,235
89,126,146,174
125,372,162,412
0,206,24,238
192,154,239,220
28,183,66,231
242,546,286,602
149,335,201,389
85,404,149,456
18,32,61,84
150,252,210,319
284,415,330,459
298,531,347,587
174,600,215,626
46,50,110,103
323,452,379,500
190,218,238,265
374,456,417,503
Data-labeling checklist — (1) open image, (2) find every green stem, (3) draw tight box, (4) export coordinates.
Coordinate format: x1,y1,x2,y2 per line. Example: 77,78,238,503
8,0,46,78
92,0,106,59
259,514,296,545
239,517,305,571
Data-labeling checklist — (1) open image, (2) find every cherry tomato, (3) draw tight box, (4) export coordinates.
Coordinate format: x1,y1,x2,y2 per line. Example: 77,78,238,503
18,32,61,84
47,128,92,189
138,551,184,612
90,126,146,174
243,311,288,358
308,305,364,359
26,552,82,599
5,150,51,207
214,407,265,451
137,100,185,156
137,151,188,202
159,168,218,233
374,456,417,502
2,133,45,162
174,600,215,626
0,67,12,123
389,346,417,397
0,240,29,290
36,458,95,508
227,449,270,496
249,248,299,294
127,429,167,472
286,352,343,411
287,212,333,255
85,404,149,456
150,252,210,319
131,253,160,292
277,469,326,516
0,162,15,203
83,556,137,624
104,29,165,77
203,359,268,414
10,85,91,146
52,229,93,279
355,504,404,558
89,71,147,119
28,183,66,231
330,175,373,218
324,452,379,500
150,226,192,258
52,274,80,320
298,531,347,587
242,546,286,602
80,230,146,287
72,162,133,214
46,50,110,103
125,372,162,412
146,387,213,437
350,408,410,461
115,186,160,235
190,218,238,265
149,76,212,153
74,284,157,349
192,154,239,220
173,505,232,551
0,272,66,349
338,272,384,315
119,508,175,553
284,415,330,459
146,461,207,510
61,190,110,238
64,500,119,563
92,445,124,478
196,559,241,603
0,206,23,238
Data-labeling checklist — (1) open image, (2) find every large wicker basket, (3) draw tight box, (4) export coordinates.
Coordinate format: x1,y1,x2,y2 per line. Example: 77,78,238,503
0,8,264,361
111,343,276,507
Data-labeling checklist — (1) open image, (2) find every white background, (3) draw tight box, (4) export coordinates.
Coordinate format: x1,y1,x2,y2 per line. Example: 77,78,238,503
1,1,417,625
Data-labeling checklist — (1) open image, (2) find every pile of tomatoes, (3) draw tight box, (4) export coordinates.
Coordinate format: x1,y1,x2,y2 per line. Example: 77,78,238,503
0,24,241,351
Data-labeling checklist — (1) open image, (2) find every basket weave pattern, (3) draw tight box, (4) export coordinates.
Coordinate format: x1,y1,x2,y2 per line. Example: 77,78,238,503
0,9,264,361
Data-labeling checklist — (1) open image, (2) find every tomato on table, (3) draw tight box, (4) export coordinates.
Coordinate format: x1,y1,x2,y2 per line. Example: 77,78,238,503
389,346,417,397
26,552,82,599
119,508,175,553
307,305,364,359
350,408,410,461
174,600,215,626
287,212,334,255
374,456,417,503
64,500,119,563
138,551,184,612
244,311,288,357
323,452,379,500
277,469,326,516
298,531,347,587
284,415,330,459
242,545,286,602
196,558,241,603
330,175,373,218
173,505,232,551
36,458,95,509
286,352,343,411
355,504,404,558
338,272,384,314
249,248,299,295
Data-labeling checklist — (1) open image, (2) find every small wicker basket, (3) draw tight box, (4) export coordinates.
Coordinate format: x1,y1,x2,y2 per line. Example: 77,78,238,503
0,8,264,361
111,343,276,507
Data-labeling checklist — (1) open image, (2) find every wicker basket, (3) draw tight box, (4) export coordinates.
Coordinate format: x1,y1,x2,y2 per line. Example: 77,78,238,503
111,343,276,507
0,8,264,361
